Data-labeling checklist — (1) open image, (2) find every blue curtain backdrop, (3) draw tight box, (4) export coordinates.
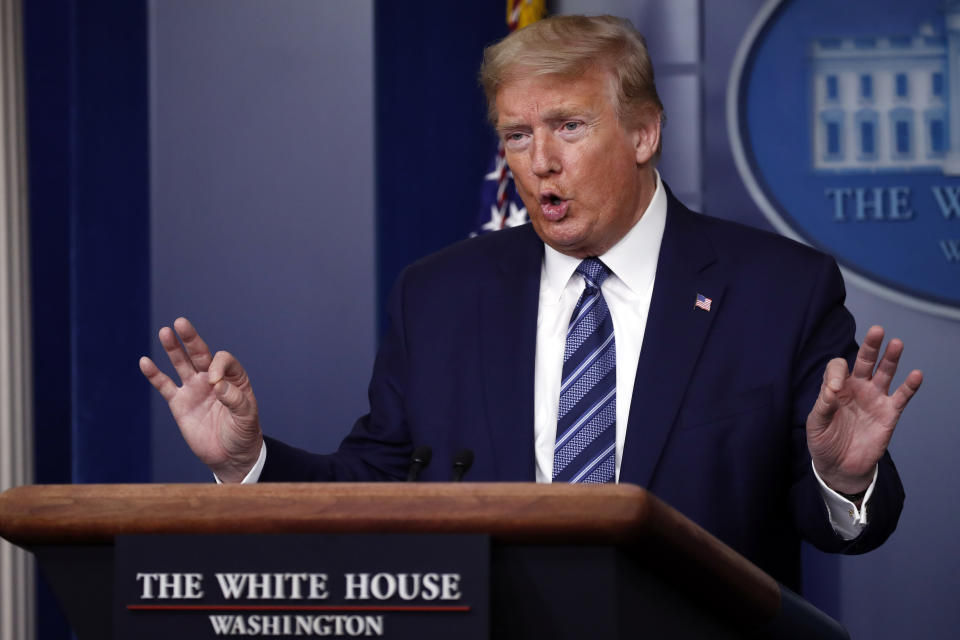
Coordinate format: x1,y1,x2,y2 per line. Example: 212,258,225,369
25,0,151,482
24,0,151,638
374,2,507,329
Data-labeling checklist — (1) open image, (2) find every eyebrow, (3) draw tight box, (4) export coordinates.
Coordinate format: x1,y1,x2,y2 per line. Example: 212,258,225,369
496,107,592,135
541,107,586,122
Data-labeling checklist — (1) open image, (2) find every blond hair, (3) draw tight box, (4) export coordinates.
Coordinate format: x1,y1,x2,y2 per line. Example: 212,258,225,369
479,15,664,129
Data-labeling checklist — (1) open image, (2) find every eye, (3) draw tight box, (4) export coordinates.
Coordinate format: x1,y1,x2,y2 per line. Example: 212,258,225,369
562,121,582,132
502,130,530,150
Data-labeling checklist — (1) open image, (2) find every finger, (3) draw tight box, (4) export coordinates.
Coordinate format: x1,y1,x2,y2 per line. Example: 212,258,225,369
209,350,248,386
139,356,178,403
852,325,884,379
214,379,250,415
891,369,923,412
174,317,214,372
871,337,904,394
158,325,197,383
821,356,849,393
809,357,848,430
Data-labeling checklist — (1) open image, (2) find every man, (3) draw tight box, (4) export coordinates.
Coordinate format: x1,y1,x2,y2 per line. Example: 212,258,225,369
140,16,922,590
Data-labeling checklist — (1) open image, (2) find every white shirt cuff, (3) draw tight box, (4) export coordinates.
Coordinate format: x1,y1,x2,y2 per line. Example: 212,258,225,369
213,441,267,485
812,461,878,541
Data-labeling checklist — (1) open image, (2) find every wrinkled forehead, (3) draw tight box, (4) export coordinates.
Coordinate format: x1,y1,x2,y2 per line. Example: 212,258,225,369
493,64,619,121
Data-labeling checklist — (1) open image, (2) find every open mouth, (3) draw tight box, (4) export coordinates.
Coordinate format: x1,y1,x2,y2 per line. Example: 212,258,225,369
539,192,569,221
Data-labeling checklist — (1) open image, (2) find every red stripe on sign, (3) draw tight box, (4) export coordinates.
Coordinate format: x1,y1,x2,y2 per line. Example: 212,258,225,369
126,604,471,612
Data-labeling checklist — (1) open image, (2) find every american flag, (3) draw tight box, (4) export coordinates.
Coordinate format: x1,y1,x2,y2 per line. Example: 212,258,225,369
472,0,546,236
695,293,712,312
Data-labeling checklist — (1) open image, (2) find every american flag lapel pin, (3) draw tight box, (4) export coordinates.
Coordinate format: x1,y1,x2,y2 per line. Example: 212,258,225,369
695,293,712,312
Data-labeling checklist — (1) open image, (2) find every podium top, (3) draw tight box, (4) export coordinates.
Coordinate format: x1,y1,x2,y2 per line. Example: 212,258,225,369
0,482,665,543
0,482,780,625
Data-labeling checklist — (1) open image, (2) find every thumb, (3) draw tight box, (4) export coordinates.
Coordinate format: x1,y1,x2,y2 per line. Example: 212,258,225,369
214,379,251,416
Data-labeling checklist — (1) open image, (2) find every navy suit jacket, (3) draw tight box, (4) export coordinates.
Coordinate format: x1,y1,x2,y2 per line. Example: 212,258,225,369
262,190,904,590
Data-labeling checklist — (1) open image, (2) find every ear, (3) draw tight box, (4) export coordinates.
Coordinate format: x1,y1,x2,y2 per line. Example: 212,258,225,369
632,110,662,166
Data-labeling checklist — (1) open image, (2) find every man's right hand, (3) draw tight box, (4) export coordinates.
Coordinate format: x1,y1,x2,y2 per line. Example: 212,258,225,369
140,317,263,483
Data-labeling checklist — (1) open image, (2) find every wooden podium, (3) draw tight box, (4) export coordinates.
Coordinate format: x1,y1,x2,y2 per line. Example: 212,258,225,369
0,482,847,639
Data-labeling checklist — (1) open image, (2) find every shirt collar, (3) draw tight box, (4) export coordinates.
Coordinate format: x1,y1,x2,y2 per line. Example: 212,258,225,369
541,171,668,302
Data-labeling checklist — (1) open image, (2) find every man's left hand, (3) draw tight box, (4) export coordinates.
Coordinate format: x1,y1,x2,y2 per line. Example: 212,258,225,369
807,325,923,496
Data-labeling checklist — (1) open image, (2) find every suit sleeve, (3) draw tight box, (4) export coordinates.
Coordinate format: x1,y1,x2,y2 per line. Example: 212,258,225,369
788,254,905,553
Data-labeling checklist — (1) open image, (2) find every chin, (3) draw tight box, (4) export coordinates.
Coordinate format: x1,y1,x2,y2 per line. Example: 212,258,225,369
546,238,592,258
544,228,592,255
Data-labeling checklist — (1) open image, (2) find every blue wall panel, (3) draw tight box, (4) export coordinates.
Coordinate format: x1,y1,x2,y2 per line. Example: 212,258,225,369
149,0,377,480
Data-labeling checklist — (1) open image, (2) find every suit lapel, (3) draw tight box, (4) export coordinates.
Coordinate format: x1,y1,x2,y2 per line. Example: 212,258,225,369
620,195,726,487
479,226,542,480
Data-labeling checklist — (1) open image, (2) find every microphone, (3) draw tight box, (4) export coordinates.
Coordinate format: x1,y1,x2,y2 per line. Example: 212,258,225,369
450,449,474,482
406,446,433,482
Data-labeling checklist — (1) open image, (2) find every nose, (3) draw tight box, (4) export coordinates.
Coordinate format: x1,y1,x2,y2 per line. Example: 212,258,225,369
530,133,561,177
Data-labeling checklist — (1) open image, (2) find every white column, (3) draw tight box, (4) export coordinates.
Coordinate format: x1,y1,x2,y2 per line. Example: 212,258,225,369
0,0,35,638
943,7,960,174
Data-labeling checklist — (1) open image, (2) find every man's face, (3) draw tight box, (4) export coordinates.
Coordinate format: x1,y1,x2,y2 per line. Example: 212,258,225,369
495,69,659,258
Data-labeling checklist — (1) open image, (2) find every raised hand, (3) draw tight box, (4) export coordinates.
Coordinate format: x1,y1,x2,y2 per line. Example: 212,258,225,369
806,325,923,497
140,317,263,483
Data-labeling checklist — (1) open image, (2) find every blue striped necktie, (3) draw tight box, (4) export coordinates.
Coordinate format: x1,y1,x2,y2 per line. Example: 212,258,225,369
553,258,616,483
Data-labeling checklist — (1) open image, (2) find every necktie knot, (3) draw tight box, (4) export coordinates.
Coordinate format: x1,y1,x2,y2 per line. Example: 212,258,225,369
576,258,611,290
